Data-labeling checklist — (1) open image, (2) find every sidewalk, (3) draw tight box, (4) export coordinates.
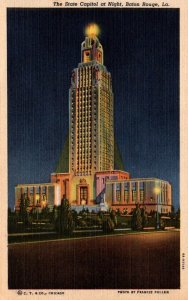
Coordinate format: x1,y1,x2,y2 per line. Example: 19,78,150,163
8,227,179,239
8,231,56,237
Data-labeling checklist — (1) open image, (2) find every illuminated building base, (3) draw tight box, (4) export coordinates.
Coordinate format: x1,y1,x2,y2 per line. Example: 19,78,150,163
105,178,172,214
15,173,172,215
50,170,130,206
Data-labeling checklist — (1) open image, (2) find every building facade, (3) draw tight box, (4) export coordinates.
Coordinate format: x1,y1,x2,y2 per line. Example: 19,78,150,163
15,24,172,214
105,178,172,214
49,27,127,206
15,183,61,212
69,34,114,175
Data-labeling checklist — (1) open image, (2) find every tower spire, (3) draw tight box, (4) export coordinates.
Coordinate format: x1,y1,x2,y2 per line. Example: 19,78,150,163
81,23,103,64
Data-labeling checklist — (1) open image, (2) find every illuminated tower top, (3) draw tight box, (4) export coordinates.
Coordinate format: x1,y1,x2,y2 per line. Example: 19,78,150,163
81,23,103,64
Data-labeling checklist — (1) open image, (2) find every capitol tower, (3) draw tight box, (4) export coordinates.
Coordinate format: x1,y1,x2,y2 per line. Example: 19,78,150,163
69,24,114,176
51,23,129,207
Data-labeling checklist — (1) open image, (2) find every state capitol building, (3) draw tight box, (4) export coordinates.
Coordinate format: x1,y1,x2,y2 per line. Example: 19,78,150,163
15,24,172,215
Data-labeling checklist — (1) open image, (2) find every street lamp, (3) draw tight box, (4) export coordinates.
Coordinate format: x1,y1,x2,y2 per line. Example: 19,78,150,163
81,199,86,211
154,186,161,230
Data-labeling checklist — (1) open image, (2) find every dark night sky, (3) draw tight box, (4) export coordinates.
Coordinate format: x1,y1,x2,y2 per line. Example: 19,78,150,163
8,8,179,210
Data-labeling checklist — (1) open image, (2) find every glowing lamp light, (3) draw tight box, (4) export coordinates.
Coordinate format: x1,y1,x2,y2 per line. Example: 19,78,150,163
81,199,86,206
154,186,161,195
85,23,100,37
154,185,161,230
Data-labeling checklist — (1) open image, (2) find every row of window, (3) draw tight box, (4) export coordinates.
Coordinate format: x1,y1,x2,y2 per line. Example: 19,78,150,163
20,186,47,193
78,74,92,80
114,184,169,204
75,154,93,158
78,82,93,88
75,171,93,175
76,87,92,93
100,83,112,90
76,114,92,119
76,157,97,162
76,135,96,140
100,110,113,117
77,91,97,97
76,102,96,108
78,73,92,79
74,147,92,152
76,108,92,113
100,156,113,161
100,78,111,88
76,95,92,101
75,125,93,131
75,141,95,146
71,138,113,146
75,95,93,101
99,114,113,121
115,182,145,191
78,68,93,75
100,143,114,149
100,151,114,156
116,190,143,203
76,119,93,124
76,149,97,154
77,78,92,83
75,144,97,150
77,71,93,77
74,104,93,110
74,138,93,143
100,87,112,95
100,107,113,115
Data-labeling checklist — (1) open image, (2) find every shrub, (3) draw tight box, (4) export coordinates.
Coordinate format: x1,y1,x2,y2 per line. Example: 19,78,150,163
141,207,148,228
110,210,118,227
55,198,74,235
102,217,115,233
131,204,143,231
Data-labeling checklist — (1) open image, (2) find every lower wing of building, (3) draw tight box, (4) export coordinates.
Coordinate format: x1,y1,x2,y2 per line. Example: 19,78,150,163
15,172,172,214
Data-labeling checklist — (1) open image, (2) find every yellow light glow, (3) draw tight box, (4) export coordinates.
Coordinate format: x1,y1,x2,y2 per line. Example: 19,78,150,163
85,23,100,37
154,187,161,195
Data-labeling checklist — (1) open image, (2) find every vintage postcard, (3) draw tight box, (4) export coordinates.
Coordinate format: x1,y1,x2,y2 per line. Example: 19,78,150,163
0,0,188,299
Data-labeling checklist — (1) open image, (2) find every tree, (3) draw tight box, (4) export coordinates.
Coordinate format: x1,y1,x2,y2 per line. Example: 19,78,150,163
175,208,180,228
122,208,128,215
102,217,115,233
131,204,143,231
8,207,17,233
72,209,78,226
19,194,29,225
40,206,50,219
55,198,74,235
8,207,12,216
115,208,121,217
110,209,118,227
169,205,176,219
176,208,180,218
97,211,104,221
141,207,148,228
50,205,58,224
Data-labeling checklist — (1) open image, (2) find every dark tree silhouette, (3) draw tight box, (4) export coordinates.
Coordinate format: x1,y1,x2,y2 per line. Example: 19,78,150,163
110,209,118,227
141,207,148,228
131,204,143,231
19,194,29,225
102,217,115,233
55,198,74,236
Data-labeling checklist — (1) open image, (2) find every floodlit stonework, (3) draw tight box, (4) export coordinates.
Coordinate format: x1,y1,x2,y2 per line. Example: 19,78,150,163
15,24,172,214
